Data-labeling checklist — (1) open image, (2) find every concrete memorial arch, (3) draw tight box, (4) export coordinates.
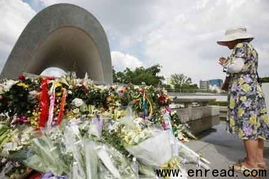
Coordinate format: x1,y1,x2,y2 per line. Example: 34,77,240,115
1,3,112,83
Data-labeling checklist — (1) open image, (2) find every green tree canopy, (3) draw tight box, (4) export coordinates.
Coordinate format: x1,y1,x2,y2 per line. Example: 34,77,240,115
113,65,164,86
169,73,197,89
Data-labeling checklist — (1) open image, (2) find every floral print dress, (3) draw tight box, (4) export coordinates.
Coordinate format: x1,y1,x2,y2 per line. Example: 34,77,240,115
227,42,269,140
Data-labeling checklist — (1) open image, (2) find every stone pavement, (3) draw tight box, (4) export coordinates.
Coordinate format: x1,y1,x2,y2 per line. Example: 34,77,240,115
185,121,269,179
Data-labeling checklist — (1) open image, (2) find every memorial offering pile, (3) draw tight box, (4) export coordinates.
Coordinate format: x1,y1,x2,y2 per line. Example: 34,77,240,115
0,74,209,178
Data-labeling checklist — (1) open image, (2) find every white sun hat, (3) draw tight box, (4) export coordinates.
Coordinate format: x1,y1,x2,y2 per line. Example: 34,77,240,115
217,27,254,45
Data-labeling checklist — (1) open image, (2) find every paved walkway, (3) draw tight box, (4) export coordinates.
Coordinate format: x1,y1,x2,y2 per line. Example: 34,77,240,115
185,121,269,179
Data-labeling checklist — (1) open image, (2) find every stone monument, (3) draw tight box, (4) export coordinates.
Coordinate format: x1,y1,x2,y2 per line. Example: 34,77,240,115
1,3,112,84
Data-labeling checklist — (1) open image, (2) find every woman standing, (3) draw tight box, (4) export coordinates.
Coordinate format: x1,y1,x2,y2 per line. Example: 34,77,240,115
217,27,269,171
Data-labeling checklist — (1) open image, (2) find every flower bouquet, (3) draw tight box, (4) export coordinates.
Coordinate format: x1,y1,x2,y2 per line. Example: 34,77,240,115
113,108,210,178
0,74,208,178
20,120,137,179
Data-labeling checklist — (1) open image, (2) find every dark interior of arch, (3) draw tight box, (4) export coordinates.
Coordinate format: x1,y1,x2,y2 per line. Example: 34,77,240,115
26,26,104,80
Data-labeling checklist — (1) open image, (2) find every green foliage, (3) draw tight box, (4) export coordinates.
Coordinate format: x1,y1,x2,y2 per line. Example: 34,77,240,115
113,65,164,86
169,73,198,90
162,84,171,89
208,101,228,106
100,129,130,158
0,83,37,118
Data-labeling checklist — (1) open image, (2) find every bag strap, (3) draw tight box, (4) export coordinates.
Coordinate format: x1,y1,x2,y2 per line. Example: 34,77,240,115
257,70,262,86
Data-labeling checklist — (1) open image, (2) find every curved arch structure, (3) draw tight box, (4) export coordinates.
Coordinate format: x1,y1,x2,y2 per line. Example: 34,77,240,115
1,3,112,83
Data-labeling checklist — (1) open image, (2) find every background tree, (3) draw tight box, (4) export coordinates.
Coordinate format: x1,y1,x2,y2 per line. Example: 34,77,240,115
170,73,193,89
113,65,164,86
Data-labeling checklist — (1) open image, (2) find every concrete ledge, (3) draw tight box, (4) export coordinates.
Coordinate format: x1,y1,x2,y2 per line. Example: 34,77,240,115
172,105,220,134
173,106,220,122
187,115,219,135
172,97,216,106
219,106,227,119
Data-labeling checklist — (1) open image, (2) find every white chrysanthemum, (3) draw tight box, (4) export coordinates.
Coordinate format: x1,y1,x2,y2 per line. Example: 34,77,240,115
72,98,85,107
0,80,17,93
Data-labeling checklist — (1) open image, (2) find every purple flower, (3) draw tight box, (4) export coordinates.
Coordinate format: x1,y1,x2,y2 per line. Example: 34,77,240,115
244,100,252,107
243,76,252,83
42,173,68,179
231,110,237,118
231,84,240,91
42,172,54,179
243,126,253,136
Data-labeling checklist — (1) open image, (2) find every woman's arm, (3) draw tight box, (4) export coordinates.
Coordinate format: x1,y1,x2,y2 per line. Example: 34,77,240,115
219,43,248,73
223,58,245,73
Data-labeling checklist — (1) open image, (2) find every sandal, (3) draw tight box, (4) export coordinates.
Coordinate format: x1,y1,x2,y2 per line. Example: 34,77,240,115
257,162,267,169
237,158,267,169
230,162,259,173
229,159,245,169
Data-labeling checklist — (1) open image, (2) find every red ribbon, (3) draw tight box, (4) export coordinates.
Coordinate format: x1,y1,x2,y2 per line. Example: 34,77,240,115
56,88,67,125
38,78,49,129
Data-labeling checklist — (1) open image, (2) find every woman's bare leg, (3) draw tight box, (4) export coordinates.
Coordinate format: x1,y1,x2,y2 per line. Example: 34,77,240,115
243,139,258,167
257,139,266,167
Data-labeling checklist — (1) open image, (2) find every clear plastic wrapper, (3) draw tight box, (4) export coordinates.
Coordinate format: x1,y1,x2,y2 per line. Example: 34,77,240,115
126,130,174,167
18,119,137,179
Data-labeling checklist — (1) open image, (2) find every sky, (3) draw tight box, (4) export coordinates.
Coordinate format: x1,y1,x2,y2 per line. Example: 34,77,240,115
1,0,269,84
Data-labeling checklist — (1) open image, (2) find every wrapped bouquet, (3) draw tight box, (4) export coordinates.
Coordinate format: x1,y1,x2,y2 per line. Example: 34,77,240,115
0,74,208,178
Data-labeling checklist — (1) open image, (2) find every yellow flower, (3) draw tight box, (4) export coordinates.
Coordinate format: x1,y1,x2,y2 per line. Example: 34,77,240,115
242,84,250,92
261,108,267,113
72,108,80,114
238,108,244,117
29,111,39,128
257,85,263,97
249,115,257,125
261,114,269,124
87,113,95,118
230,118,235,126
55,81,62,88
242,64,250,71
238,129,244,138
239,78,245,85
229,97,236,109
252,50,257,58
240,96,247,102
66,111,75,119
256,121,261,128
113,110,126,119
17,82,29,88
162,157,180,169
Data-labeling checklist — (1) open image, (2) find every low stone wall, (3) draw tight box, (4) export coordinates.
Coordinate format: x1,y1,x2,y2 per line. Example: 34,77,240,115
219,106,228,119
171,99,220,134
171,104,220,135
